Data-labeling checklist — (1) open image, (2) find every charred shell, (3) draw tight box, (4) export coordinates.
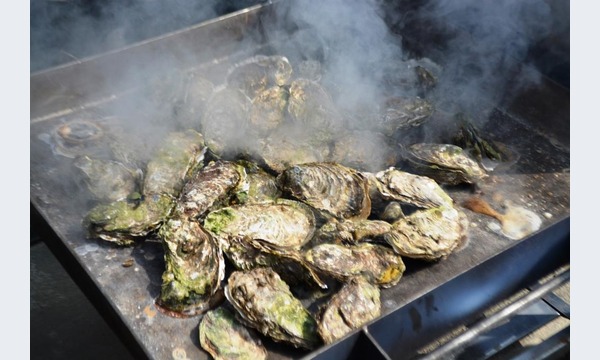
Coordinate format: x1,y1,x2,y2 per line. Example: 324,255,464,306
199,307,268,360
403,143,488,185
278,162,371,220
157,216,225,316
225,267,321,349
305,243,405,288
317,278,381,344
385,206,469,261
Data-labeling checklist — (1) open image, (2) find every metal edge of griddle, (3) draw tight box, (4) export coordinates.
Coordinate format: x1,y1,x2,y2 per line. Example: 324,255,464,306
302,216,570,360
30,202,150,360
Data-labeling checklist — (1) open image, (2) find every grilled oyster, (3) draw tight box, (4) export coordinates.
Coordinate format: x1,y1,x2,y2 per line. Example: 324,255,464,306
313,218,392,246
84,194,174,246
73,155,140,202
248,85,289,134
317,278,381,344
367,168,454,209
379,96,434,136
201,87,251,157
257,124,329,173
329,130,399,173
225,267,321,349
403,143,488,185
233,160,281,205
174,160,245,219
143,129,206,197
85,130,205,245
204,199,316,255
305,243,405,288
385,206,469,261
157,216,225,316
287,78,344,141
226,55,293,99
278,162,371,220
199,307,268,360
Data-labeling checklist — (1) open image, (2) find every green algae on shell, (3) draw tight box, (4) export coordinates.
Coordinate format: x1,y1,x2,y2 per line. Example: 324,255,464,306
199,307,267,360
225,267,321,349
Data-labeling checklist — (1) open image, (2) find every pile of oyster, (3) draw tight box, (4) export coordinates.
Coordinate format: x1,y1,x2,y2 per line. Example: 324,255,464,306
77,55,506,358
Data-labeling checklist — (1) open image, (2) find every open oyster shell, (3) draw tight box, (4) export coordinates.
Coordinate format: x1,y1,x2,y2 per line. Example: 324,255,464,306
278,162,371,220
317,278,381,344
199,307,268,360
225,267,321,349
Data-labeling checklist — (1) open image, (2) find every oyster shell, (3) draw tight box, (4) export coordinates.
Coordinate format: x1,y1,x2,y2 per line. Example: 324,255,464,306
317,278,381,344
204,199,316,252
84,194,174,246
329,130,399,173
233,160,281,205
201,87,251,157
385,206,469,261
157,216,225,316
73,155,140,202
278,162,371,220
248,85,289,134
378,96,434,136
143,130,206,197
199,307,268,360
313,218,392,246
287,78,343,140
174,160,245,219
367,168,454,209
225,267,321,349
226,55,293,99
403,143,488,185
305,243,405,288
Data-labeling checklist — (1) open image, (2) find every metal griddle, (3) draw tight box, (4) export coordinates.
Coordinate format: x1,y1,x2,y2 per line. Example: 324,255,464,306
30,3,570,359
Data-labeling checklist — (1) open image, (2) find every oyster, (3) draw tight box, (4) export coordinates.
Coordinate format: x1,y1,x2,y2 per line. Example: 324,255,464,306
313,218,392,246
226,55,293,99
378,96,434,136
225,267,321,349
174,160,245,219
257,124,329,173
248,85,289,134
329,130,399,173
199,307,268,360
204,199,316,253
143,129,206,197
305,243,405,288
157,216,225,316
385,206,469,261
287,78,343,140
367,168,454,209
403,143,488,185
73,155,140,202
233,160,281,205
84,193,174,246
381,202,405,223
85,130,205,245
317,278,381,344
201,87,251,157
278,162,371,220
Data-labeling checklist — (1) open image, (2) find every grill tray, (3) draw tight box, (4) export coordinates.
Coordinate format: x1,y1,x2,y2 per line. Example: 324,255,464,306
30,3,569,359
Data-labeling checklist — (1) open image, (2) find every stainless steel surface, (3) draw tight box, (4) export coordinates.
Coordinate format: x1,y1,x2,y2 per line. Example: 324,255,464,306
30,2,570,359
